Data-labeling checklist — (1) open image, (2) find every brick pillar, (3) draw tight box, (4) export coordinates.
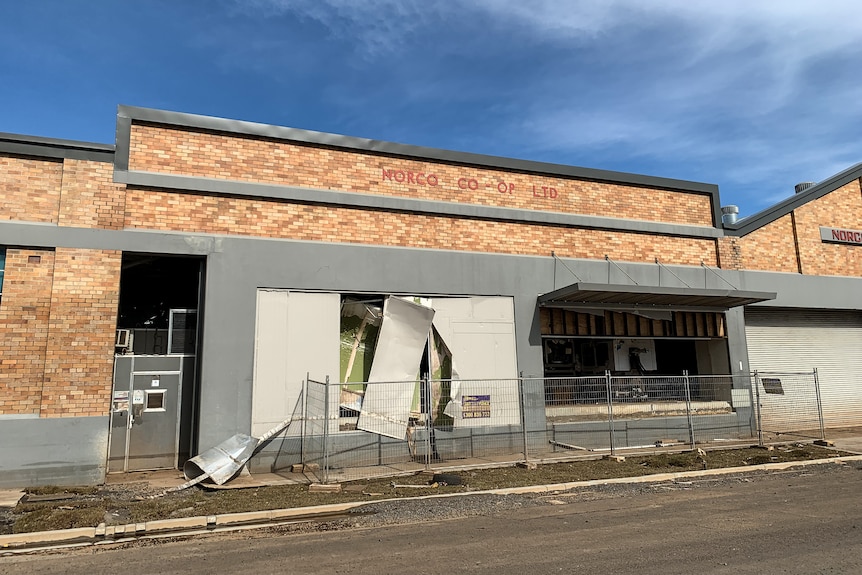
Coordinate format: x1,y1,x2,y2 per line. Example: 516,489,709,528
40,248,121,418
0,249,54,415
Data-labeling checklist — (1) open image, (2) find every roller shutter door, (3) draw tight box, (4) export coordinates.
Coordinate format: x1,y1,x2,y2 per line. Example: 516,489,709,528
744,309,862,427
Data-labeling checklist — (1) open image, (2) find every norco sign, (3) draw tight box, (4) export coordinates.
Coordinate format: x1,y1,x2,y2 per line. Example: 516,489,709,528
820,226,862,245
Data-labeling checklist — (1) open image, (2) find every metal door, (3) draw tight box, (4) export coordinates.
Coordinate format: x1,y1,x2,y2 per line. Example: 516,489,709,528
108,360,183,472
127,372,181,470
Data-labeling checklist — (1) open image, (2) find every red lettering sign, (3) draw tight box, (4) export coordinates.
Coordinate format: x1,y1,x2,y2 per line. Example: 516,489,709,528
381,166,561,201
823,226,862,245
382,168,438,186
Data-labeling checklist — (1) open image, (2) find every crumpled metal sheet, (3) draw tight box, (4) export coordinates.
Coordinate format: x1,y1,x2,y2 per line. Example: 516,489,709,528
357,297,435,439
182,433,258,485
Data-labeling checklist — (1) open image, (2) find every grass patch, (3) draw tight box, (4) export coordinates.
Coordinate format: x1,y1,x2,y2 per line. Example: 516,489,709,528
25,486,100,496
13,505,106,534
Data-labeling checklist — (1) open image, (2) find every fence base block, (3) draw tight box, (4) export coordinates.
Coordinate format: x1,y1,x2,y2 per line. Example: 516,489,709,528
814,439,834,447
516,461,537,470
602,455,626,462
309,483,342,493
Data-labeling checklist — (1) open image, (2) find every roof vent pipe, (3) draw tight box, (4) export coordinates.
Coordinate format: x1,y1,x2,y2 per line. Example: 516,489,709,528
721,205,739,225
795,182,816,194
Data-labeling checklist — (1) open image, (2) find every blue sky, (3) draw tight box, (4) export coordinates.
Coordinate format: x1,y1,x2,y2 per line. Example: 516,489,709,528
2,1,861,217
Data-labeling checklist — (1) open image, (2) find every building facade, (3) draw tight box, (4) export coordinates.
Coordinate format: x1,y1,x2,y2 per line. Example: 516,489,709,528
0,106,860,486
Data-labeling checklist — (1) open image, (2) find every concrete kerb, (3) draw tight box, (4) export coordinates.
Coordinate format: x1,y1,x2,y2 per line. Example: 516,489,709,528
3,455,861,554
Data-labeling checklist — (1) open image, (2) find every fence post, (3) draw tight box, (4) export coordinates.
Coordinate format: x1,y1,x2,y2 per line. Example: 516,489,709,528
744,373,756,439
753,371,764,447
683,370,696,450
301,373,308,465
424,374,432,471
323,375,330,484
813,368,826,441
519,376,529,463
605,371,616,455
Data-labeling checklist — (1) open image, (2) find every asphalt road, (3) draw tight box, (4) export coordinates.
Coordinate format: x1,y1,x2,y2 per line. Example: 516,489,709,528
3,464,862,575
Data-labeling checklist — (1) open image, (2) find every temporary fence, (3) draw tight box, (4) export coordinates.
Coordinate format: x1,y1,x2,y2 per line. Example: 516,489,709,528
544,373,754,455
751,370,824,443
291,370,822,483
302,376,526,482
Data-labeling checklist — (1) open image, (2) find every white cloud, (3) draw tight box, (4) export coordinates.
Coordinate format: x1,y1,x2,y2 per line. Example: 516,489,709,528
224,0,862,213
232,0,446,57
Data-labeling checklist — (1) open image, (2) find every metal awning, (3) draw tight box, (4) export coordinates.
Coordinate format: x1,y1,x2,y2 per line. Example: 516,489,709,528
538,282,776,312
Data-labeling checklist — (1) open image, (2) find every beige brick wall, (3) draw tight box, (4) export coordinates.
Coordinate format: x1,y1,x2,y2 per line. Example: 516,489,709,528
128,124,715,227
718,178,862,275
0,249,54,415
40,248,121,418
57,159,127,229
716,236,743,270
123,188,717,265
793,180,862,276
720,214,800,272
0,155,63,223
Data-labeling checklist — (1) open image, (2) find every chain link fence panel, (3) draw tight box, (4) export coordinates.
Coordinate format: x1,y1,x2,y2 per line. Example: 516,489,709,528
294,370,823,483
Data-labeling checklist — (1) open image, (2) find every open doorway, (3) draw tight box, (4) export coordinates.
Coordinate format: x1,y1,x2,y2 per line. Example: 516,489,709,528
108,254,204,473
116,255,202,354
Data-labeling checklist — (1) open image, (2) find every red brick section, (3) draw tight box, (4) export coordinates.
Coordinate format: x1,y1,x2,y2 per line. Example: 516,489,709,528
0,155,63,223
719,214,800,272
40,248,121,418
716,236,743,270
0,249,54,415
717,179,862,275
128,124,715,227
124,188,718,266
57,159,127,229
793,180,862,276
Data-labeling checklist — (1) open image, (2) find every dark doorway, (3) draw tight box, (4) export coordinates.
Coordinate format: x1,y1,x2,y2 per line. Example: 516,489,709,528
112,254,205,469
655,339,699,375
117,255,203,355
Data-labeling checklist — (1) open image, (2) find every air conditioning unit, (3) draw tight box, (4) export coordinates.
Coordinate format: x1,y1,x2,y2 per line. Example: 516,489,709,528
168,309,197,354
115,329,131,349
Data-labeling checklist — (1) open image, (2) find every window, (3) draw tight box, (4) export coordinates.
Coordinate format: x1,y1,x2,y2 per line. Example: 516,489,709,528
0,248,5,303
145,389,166,411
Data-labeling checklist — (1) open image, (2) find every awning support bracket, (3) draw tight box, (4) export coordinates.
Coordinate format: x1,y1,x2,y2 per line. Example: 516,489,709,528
551,251,583,288
655,258,692,288
701,261,739,290
605,255,639,285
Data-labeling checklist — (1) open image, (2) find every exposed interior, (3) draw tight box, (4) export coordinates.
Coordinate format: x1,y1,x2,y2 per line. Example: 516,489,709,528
540,307,731,377
116,254,203,355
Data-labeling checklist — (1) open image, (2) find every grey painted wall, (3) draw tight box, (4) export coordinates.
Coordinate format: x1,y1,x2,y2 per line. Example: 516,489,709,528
0,416,108,488
4,218,862,476
195,236,862,452
737,270,862,310
192,236,779,451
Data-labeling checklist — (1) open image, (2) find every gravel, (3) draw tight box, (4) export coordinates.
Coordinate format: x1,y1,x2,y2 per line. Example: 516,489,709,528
263,461,862,536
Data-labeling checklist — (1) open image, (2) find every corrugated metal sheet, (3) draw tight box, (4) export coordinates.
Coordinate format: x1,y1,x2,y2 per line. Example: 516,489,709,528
745,309,862,427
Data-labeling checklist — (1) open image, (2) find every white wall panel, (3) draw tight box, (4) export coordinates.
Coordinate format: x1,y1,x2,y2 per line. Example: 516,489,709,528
432,297,519,428
252,290,340,437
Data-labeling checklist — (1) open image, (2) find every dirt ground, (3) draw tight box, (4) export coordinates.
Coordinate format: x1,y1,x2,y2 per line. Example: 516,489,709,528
0,443,846,535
